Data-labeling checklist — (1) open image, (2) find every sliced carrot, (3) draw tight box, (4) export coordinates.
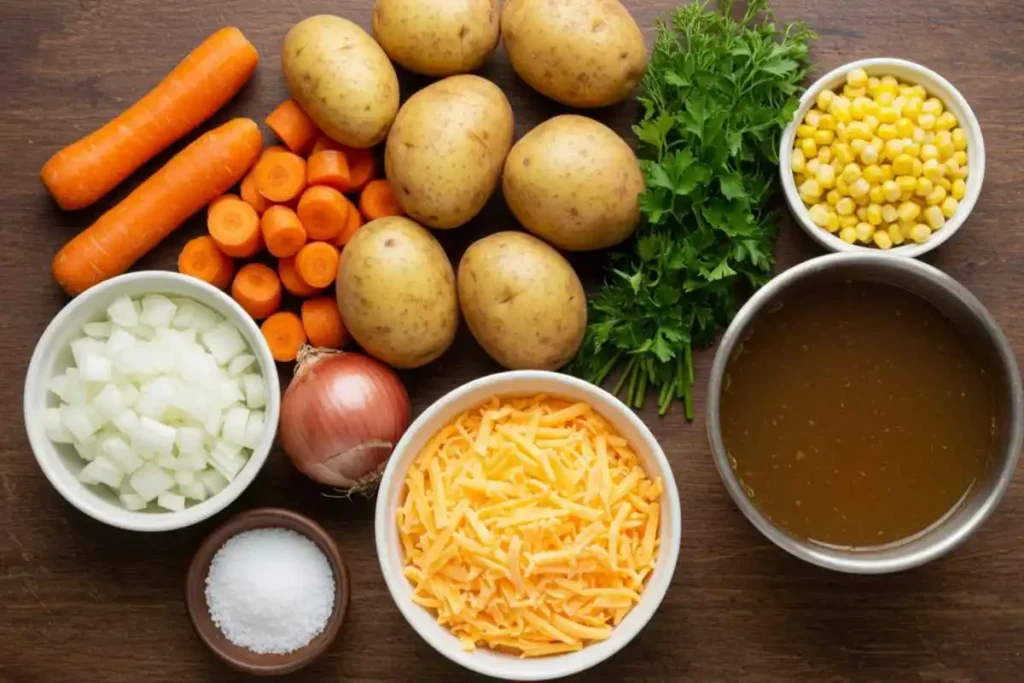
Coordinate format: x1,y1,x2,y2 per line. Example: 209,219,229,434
344,145,377,191
294,242,340,289
296,186,349,241
253,150,307,203
311,135,343,155
333,195,364,247
359,179,404,220
207,196,261,258
266,100,320,155
306,150,352,191
231,263,282,320
209,193,239,211
240,172,271,215
53,118,263,296
301,297,349,349
41,27,258,210
178,236,235,290
260,205,307,258
261,145,288,158
278,256,322,297
261,312,307,362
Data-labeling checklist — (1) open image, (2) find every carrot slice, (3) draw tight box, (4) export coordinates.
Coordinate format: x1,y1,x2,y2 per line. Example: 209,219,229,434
231,263,282,320
40,28,258,210
297,186,349,241
260,205,306,258
52,118,262,296
240,172,271,215
306,150,352,191
207,196,261,258
359,179,403,220
344,145,377,191
294,242,340,289
301,296,349,349
278,256,322,297
311,135,343,155
261,145,288,158
266,100,319,155
253,150,307,203
178,236,235,290
262,312,307,362
333,195,364,247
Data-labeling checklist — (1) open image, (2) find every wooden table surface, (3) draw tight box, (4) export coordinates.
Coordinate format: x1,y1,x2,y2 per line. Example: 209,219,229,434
2,1,1023,681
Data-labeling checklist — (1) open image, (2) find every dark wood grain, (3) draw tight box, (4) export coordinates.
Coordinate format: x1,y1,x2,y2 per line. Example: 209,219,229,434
2,1,1023,681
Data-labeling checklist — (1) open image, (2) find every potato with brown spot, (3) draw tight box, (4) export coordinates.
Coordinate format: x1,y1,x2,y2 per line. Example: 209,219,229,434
501,0,647,108
504,115,643,251
385,75,514,230
372,0,500,76
283,15,400,148
458,231,586,370
336,217,458,368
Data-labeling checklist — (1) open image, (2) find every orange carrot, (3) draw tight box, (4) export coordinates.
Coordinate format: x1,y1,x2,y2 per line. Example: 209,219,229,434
306,150,352,191
359,179,404,220
266,100,320,155
261,312,307,362
178,236,235,290
207,196,262,258
240,172,271,215
311,135,343,155
41,28,258,210
231,263,282,320
260,205,307,258
253,150,306,203
297,186,349,241
344,145,377,191
294,242,340,289
278,256,322,297
333,195,364,247
53,118,263,296
261,145,289,158
301,297,349,349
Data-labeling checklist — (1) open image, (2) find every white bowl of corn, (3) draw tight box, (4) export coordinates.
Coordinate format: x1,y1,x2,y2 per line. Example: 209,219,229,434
780,58,985,256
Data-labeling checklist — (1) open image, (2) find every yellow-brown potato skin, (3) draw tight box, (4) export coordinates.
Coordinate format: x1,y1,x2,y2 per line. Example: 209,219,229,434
458,232,587,370
372,0,500,76
385,75,514,230
283,15,400,148
503,115,643,251
501,0,647,108
336,217,458,369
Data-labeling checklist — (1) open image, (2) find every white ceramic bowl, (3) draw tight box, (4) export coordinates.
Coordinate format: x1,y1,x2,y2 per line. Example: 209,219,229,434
780,58,985,258
24,272,280,532
375,371,681,681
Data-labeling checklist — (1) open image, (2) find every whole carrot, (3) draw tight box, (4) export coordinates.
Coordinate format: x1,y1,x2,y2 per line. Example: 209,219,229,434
53,118,263,296
41,27,259,210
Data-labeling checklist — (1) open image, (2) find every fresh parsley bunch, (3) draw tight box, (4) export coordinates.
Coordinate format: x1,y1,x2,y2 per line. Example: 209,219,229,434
568,0,813,417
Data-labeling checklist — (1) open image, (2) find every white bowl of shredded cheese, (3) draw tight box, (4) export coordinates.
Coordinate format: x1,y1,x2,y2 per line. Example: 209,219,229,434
375,371,681,681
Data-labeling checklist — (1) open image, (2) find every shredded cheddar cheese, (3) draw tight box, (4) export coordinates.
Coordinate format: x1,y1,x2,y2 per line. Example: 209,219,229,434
398,394,663,658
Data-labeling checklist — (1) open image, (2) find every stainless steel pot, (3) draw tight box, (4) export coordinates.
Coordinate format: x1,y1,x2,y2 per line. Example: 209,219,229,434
706,252,1023,573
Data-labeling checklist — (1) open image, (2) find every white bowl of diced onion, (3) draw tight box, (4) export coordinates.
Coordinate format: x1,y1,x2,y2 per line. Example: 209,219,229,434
24,271,280,532
779,58,985,258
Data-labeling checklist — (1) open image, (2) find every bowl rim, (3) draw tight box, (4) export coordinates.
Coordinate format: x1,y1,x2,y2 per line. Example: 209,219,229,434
706,252,1023,573
374,370,682,680
23,271,281,532
779,57,986,258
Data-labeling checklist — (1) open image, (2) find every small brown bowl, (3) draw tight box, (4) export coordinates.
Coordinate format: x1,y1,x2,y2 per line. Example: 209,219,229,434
186,507,350,676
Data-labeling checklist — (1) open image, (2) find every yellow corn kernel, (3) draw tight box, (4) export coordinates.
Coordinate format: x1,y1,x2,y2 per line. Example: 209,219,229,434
876,91,895,107
903,97,923,120
855,221,875,243
918,113,936,131
909,223,931,244
855,193,871,206
895,175,917,193
817,89,835,112
868,76,882,93
882,203,899,224
790,148,806,173
881,164,894,181
845,85,867,101
850,97,870,120
808,203,830,226
847,121,870,140
806,158,821,176
831,157,844,174
871,136,884,152
888,223,905,245
911,159,924,177
863,115,879,133
892,154,914,176
904,141,921,158
840,215,859,229
882,180,901,203
855,207,868,221
926,185,947,206
836,177,850,196
835,197,856,216
818,113,837,131
882,137,904,160
881,75,898,86
897,201,921,222
805,109,822,127
868,185,885,204
833,142,854,164
939,177,952,191
922,158,946,182
895,118,914,138
952,164,969,180
863,164,884,184
826,189,841,206
873,230,894,250
860,144,880,165
922,97,944,117
839,226,858,244
864,100,880,118
817,164,836,189
800,178,822,199
891,95,907,113
847,68,868,89
877,106,900,124
941,196,960,219
831,100,852,124
912,126,927,144
851,139,867,155
817,146,833,163
795,172,806,187
951,178,966,200
848,178,871,199
801,138,817,158
915,177,933,197
951,128,967,151
797,124,817,139
923,205,945,230
912,84,928,98
953,150,968,166
877,123,898,141
935,111,957,132
866,203,883,226
934,133,955,160
841,163,862,184
901,190,914,202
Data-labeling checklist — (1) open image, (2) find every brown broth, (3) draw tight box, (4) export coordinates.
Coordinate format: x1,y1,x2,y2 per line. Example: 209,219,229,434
720,281,996,547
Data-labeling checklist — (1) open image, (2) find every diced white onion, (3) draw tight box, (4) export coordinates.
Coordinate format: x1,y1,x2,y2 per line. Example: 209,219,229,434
106,327,136,356
92,384,125,421
45,407,75,444
157,491,185,512
218,378,245,407
79,456,124,489
130,463,173,502
199,469,229,497
107,296,139,328
99,435,141,474
70,338,106,373
174,469,196,487
243,411,265,450
83,322,113,339
130,416,176,455
182,481,208,501
178,450,208,471
140,294,177,328
221,406,249,445
119,492,147,511
201,322,246,365
242,374,266,409
112,409,139,436
61,405,97,442
79,354,112,382
175,426,204,454
228,354,256,375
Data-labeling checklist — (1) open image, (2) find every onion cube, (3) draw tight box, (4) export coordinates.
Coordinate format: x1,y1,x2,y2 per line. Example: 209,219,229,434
107,296,139,328
182,480,208,501
119,492,147,511
130,463,174,502
157,491,186,512
83,322,113,339
74,441,97,462
70,337,106,370
242,411,265,450
227,354,256,375
210,441,246,481
61,405,98,442
99,435,141,473
47,374,71,403
176,345,220,383
157,452,178,470
44,407,75,443
136,377,180,419
221,406,249,445
174,469,196,487
106,327,137,356
171,301,197,329
130,324,156,341
79,355,112,383
203,410,223,437
120,383,140,408
178,450,208,471
91,384,126,422
242,374,266,409
218,378,245,408
112,408,139,436
176,426,204,454
198,469,229,497
79,456,124,489
191,305,222,333
140,295,177,328
201,322,246,365
130,416,176,455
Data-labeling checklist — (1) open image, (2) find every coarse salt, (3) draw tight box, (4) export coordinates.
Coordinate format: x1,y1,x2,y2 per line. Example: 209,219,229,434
205,528,335,654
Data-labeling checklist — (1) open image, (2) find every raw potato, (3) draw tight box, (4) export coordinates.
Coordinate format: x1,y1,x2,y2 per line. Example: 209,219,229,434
504,115,643,251
282,15,400,148
385,75,513,229
458,232,586,370
501,0,647,108
372,0,500,76
336,217,458,368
